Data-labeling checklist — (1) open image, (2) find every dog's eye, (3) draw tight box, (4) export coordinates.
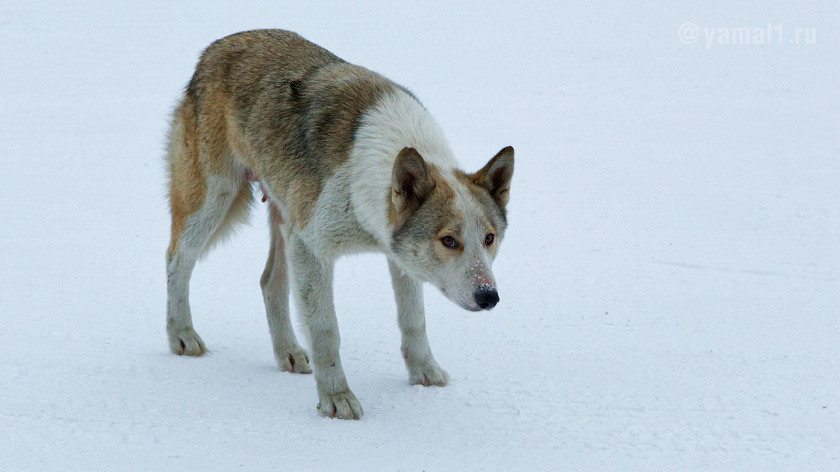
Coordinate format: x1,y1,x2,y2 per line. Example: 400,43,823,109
441,236,458,249
485,233,495,245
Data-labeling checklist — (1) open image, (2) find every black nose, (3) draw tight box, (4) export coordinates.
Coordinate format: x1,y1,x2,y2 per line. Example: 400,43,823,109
474,289,500,310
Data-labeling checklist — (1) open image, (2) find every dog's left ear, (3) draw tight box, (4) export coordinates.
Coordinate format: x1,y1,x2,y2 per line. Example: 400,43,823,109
472,146,514,208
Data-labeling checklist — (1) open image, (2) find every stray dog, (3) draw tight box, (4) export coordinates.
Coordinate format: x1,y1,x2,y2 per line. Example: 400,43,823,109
165,30,514,419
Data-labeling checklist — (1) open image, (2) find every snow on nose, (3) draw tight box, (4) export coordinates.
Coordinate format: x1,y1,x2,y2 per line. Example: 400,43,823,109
476,273,495,291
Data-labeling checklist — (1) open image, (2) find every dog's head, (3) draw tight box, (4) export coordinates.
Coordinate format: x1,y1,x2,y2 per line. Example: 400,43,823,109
389,146,514,311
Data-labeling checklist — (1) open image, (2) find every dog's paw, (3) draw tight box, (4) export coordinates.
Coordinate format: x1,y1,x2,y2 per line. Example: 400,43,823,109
317,390,363,420
274,346,312,374
168,328,207,356
408,361,449,387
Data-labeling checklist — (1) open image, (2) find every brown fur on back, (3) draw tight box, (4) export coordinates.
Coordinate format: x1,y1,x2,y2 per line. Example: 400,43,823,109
170,29,399,232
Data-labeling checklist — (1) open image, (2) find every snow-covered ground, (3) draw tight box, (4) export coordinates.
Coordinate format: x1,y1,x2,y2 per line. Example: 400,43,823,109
2,1,838,470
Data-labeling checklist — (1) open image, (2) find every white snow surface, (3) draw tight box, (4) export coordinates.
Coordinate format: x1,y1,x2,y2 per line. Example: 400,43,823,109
1,1,838,470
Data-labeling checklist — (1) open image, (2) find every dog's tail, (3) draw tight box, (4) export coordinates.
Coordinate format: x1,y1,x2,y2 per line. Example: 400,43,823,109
165,96,254,261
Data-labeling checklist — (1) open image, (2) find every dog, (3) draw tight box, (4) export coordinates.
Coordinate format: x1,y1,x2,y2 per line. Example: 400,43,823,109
165,30,514,419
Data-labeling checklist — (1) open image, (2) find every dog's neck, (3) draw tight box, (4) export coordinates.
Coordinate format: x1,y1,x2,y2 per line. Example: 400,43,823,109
346,89,458,249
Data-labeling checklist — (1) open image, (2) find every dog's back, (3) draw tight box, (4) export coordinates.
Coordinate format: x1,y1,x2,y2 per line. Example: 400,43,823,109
168,30,400,237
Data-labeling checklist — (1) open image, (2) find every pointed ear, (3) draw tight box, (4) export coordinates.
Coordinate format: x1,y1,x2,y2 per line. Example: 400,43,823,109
392,147,434,218
472,146,514,208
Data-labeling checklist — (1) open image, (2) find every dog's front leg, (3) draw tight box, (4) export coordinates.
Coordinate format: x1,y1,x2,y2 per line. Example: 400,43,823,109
289,234,363,419
388,260,449,387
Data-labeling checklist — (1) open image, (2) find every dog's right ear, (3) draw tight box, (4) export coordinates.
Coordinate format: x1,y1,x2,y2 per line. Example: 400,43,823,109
392,147,434,220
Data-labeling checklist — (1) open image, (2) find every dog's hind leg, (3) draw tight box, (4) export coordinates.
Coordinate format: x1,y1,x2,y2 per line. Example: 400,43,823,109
165,99,250,356
166,172,247,355
388,260,449,386
260,204,311,373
